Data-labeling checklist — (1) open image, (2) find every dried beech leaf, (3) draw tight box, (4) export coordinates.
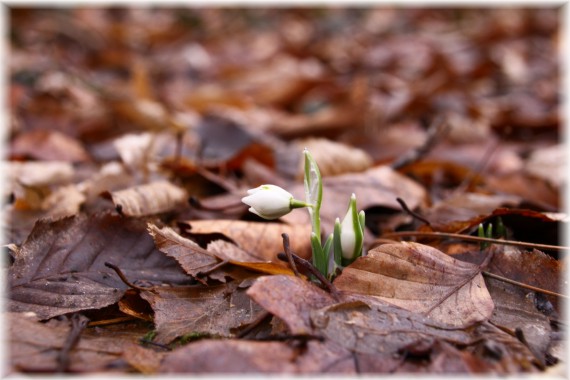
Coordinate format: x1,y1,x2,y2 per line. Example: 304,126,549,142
11,129,90,162
485,277,552,361
160,339,355,374
310,297,473,355
8,312,146,372
41,184,86,218
185,220,312,261
140,283,265,344
334,242,494,328
8,161,74,187
160,340,298,374
9,213,188,320
208,240,296,275
524,144,565,188
147,224,220,277
247,275,337,335
294,137,373,178
103,181,187,216
122,343,165,375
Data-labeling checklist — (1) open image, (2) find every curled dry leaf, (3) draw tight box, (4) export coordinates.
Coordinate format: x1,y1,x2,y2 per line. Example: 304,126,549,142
334,242,494,328
293,137,373,178
8,161,74,187
147,224,220,278
183,220,312,260
102,181,187,216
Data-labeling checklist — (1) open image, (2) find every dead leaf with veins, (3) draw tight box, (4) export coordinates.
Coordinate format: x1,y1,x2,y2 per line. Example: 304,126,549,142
334,242,494,328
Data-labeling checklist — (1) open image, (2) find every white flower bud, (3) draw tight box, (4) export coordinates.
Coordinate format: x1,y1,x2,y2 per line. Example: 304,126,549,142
241,184,294,220
339,193,364,260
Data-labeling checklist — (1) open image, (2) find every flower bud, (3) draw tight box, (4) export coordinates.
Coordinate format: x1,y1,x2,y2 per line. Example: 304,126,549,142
242,184,295,220
339,193,364,261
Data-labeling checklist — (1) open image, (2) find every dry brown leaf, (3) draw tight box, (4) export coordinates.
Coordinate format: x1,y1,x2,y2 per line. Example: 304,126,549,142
139,282,265,344
122,343,165,375
293,137,373,178
8,312,147,373
11,129,90,162
8,161,74,187
334,242,494,328
207,240,296,275
184,220,312,261
311,298,473,355
103,181,187,216
147,224,220,278
247,275,336,335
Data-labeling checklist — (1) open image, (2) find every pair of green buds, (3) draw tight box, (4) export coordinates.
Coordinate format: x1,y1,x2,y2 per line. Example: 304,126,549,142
241,149,365,279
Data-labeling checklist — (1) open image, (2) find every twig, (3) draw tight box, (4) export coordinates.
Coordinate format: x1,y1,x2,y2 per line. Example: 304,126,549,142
104,262,152,291
87,316,135,327
277,236,340,301
396,197,431,226
379,231,569,251
482,271,566,299
57,314,90,373
281,233,301,278
391,116,448,170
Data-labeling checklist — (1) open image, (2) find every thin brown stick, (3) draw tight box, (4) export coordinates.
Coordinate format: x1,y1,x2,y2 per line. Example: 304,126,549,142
104,262,152,291
57,314,90,373
396,197,431,226
379,231,569,251
87,316,135,327
281,233,301,278
482,271,566,299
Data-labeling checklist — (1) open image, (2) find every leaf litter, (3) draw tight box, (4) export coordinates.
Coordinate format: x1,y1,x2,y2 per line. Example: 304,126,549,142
5,7,564,375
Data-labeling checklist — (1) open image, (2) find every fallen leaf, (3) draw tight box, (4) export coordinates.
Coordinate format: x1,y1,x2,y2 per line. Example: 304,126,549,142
8,312,147,373
159,340,298,374
293,137,373,178
102,181,188,216
183,220,312,261
121,343,165,375
524,144,565,188
147,223,221,278
11,129,90,162
310,298,473,355
247,275,336,335
8,161,74,187
334,242,494,327
139,282,265,344
485,277,552,363
9,213,189,320
207,240,297,275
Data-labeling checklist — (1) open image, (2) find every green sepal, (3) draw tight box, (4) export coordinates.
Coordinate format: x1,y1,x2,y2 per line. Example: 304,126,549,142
333,218,343,267
495,217,506,239
485,223,493,239
310,232,327,278
358,210,366,235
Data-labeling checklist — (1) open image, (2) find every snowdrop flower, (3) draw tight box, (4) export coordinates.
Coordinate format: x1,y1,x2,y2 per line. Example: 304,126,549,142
242,184,309,220
339,193,365,262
